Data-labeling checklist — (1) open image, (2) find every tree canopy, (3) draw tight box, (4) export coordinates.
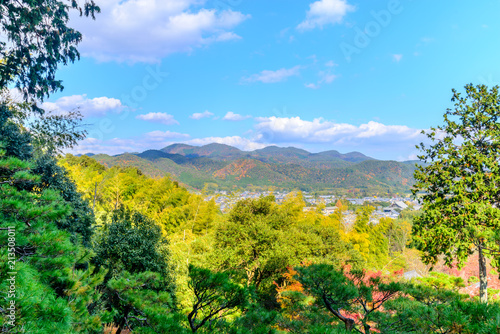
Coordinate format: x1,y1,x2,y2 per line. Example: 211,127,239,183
413,84,500,303
0,0,99,100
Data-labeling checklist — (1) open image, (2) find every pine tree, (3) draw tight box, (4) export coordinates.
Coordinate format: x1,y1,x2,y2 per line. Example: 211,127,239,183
0,142,105,333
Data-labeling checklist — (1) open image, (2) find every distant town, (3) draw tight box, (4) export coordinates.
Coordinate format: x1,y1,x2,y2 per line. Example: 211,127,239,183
205,190,421,226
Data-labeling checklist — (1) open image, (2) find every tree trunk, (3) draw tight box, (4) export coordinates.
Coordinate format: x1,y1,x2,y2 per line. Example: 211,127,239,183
116,318,126,334
323,296,356,332
478,244,488,303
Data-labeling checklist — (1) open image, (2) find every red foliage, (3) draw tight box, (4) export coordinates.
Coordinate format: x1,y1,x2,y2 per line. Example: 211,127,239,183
434,253,500,298
276,263,401,333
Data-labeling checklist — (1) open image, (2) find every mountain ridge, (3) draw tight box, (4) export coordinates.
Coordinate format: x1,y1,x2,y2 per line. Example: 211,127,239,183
160,143,374,162
87,143,417,194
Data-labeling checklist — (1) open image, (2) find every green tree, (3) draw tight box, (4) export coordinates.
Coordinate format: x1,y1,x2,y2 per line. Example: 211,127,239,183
0,97,94,245
28,108,87,155
0,145,106,333
0,95,108,331
0,100,31,160
0,0,99,100
190,198,218,235
385,282,500,333
92,207,173,285
187,265,248,333
1,88,88,157
413,84,500,303
0,1,112,331
92,207,177,330
213,195,363,309
104,271,183,334
60,154,107,212
213,196,289,290
29,154,95,246
382,217,412,255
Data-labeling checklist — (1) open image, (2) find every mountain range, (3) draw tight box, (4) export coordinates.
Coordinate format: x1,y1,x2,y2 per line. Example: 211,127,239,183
87,143,418,194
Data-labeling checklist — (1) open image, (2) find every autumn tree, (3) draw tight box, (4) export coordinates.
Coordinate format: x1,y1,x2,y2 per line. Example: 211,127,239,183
413,84,500,303
294,264,403,333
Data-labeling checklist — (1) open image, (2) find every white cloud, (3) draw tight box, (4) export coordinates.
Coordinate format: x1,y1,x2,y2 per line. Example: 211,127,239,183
253,117,423,150
136,112,179,125
145,130,190,141
206,31,242,42
305,83,320,89
69,116,424,160
190,110,214,120
185,136,266,151
242,66,301,84
319,71,337,84
70,137,141,155
222,111,251,121
297,0,355,31
393,54,403,62
41,94,125,117
325,60,337,67
70,0,250,62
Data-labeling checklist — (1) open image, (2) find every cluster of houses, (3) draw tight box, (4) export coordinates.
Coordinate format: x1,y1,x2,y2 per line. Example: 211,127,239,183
206,191,421,225
303,194,336,205
344,200,418,227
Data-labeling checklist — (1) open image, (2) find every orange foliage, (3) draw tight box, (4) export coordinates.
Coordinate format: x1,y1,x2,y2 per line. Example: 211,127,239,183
103,325,130,334
213,159,258,180
274,265,309,323
275,266,304,301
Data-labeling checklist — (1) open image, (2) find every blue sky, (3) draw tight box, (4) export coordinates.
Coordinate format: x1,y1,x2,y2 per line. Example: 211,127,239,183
35,0,500,160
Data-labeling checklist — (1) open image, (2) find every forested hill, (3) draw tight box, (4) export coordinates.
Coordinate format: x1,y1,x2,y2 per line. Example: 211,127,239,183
88,143,417,194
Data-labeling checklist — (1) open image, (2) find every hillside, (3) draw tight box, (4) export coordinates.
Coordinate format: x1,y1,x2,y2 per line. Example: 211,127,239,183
89,143,418,193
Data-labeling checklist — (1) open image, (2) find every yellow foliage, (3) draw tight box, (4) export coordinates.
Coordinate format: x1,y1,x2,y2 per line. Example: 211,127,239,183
347,231,371,260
